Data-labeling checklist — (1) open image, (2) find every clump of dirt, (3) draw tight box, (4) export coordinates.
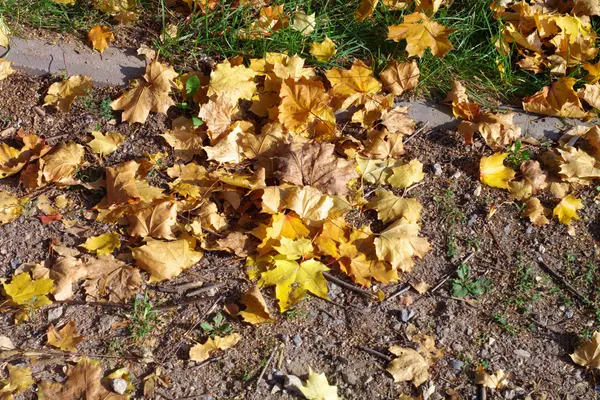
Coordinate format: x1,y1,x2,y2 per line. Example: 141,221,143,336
0,70,599,399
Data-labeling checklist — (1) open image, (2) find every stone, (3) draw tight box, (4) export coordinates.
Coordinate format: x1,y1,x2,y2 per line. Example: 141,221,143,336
433,163,443,176
342,372,358,385
565,309,574,319
292,333,303,346
33,106,45,117
514,349,531,358
111,378,127,395
450,360,464,372
399,308,415,322
47,307,63,322
283,375,303,392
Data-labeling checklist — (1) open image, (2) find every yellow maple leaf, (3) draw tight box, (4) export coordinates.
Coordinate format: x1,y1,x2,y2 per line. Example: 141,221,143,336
387,346,430,386
273,237,314,260
355,0,379,21
387,12,454,58
380,60,420,96
0,58,15,81
0,191,23,225
523,77,591,119
387,159,426,188
284,186,335,225
3,273,53,322
0,18,10,48
297,368,339,400
326,60,382,107
44,75,92,113
558,146,600,183
0,365,35,395
356,157,397,185
41,142,85,184
291,10,316,36
366,189,422,224
93,0,136,14
571,330,600,369
88,25,114,54
207,60,257,103
475,366,509,389
127,200,177,240
479,152,515,189
88,131,124,156
111,60,178,124
237,285,275,325
132,238,203,282
553,194,583,225
578,83,600,111
161,117,206,162
47,321,84,352
583,61,600,83
80,232,121,256
375,218,430,272
260,258,329,311
189,333,241,362
310,37,337,62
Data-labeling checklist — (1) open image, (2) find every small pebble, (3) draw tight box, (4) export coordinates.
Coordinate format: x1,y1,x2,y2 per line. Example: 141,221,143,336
467,214,478,227
526,226,533,234
342,372,358,385
433,163,443,176
33,106,46,117
538,244,546,254
47,307,63,322
504,224,511,234
83,114,95,124
111,378,127,395
452,343,464,352
565,309,574,319
451,171,462,179
283,375,302,392
503,389,516,400
514,349,531,358
473,185,482,197
450,360,464,372
399,309,415,322
292,334,303,347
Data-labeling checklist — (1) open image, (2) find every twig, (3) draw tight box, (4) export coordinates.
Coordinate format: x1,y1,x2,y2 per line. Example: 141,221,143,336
377,284,410,308
0,348,143,362
403,122,429,144
485,223,510,258
190,356,220,370
254,344,281,394
323,272,377,300
355,345,392,363
528,316,561,334
538,258,586,303
154,295,219,311
177,281,208,291
430,253,474,293
186,283,226,298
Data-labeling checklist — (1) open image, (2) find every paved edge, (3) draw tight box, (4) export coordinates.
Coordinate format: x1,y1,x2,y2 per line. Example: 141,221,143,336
1,37,146,87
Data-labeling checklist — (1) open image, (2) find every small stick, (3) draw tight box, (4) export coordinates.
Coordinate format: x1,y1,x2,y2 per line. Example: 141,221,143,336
538,258,586,303
477,385,487,400
0,348,143,362
323,272,377,300
176,281,207,291
355,345,392,363
186,283,226,298
154,295,218,311
403,122,430,144
190,357,220,370
485,223,510,258
378,285,410,308
431,253,474,293
254,344,281,394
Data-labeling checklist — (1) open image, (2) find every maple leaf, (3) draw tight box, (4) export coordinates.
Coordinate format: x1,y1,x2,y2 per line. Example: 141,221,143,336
387,346,430,386
93,0,136,14
475,366,508,389
207,60,257,103
189,333,241,362
363,130,405,160
578,83,600,111
80,232,121,256
325,60,382,108
237,285,275,325
355,0,379,21
558,146,600,183
38,357,127,399
41,142,85,184
47,321,84,352
203,121,249,164
366,190,422,224
508,180,532,200
278,78,335,138
239,5,288,39
88,131,124,156
387,12,454,58
3,272,53,307
0,191,23,224
284,186,336,225
0,17,10,48
260,258,329,311
520,160,546,193
571,331,600,369
479,152,516,189
387,159,426,188
583,61,600,83
380,106,416,136
238,122,286,161
380,60,420,95
50,256,86,300
291,10,316,36
375,218,430,272
83,255,142,302
0,59,15,81
272,55,316,82
132,238,203,282
43,75,92,113
105,160,164,205
0,365,34,395
553,194,583,225
253,213,310,257
523,77,591,119
111,60,178,124
127,200,177,240
297,368,339,400
458,112,521,150
88,25,114,54
276,140,358,196
198,96,242,140
310,36,337,62
161,117,206,161
356,157,397,185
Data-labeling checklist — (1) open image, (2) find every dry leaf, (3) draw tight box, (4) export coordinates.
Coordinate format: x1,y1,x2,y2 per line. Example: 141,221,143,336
207,60,257,103
475,366,508,389
297,368,339,400
80,232,121,256
189,333,241,362
44,76,92,113
127,200,177,240
237,285,275,324
571,331,600,369
291,11,316,36
479,152,516,189
387,159,425,188
522,197,550,226
0,364,34,395
132,238,203,282
0,191,24,224
310,37,337,61
523,77,591,119
0,59,15,81
387,12,454,58
161,117,205,161
41,142,85,184
83,255,142,303
380,60,420,95
88,131,124,156
366,189,422,224
375,218,430,272
88,25,114,54
387,346,430,386
553,194,583,225
47,321,84,352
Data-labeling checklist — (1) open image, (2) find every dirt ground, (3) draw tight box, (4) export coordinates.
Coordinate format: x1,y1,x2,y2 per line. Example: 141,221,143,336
1,70,599,400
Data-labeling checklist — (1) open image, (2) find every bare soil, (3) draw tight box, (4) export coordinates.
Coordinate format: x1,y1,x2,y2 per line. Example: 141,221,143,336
1,71,599,399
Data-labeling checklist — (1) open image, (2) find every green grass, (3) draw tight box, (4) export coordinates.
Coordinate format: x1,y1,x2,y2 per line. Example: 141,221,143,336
0,0,596,103
129,292,160,341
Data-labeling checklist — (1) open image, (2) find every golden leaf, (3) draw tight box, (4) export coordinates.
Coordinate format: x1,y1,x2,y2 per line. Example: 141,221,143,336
355,0,379,21
111,60,178,124
237,285,275,324
479,152,515,189
80,232,121,256
387,346,429,386
207,60,257,103
553,194,583,225
0,365,34,395
387,12,454,58
83,255,142,303
50,256,86,301
523,77,591,119
522,198,550,226
132,238,203,282
380,60,420,95
0,18,10,48
41,142,85,184
375,218,430,272
127,200,177,240
387,159,425,188
310,37,337,62
326,60,382,106
0,191,24,225
3,272,53,307
558,146,600,183
508,180,532,200
366,190,422,224
47,321,84,352
44,76,92,113
88,25,114,54
583,61,600,83
189,333,241,362
571,331,600,369
578,83,600,111
297,368,339,400
475,366,508,389
291,11,316,36
88,131,124,156
0,58,15,81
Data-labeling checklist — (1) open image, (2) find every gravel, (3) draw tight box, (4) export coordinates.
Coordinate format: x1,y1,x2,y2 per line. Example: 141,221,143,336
111,378,127,395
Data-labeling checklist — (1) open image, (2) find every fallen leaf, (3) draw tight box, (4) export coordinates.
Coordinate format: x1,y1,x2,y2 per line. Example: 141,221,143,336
411,280,430,294
475,366,508,389
387,346,430,386
0,18,10,48
127,200,177,240
558,146,600,183
0,191,23,224
47,321,84,352
80,232,121,256
83,255,142,303
380,60,420,95
161,117,205,161
310,37,337,61
297,367,339,400
523,197,550,226
520,160,546,193
553,194,583,225
523,77,591,119
41,142,85,184
132,238,203,282
0,364,34,395
88,25,114,54
88,131,124,156
571,331,600,369
355,0,379,21
387,12,454,58
479,152,516,189
375,218,430,272
366,189,422,224
3,272,53,307
0,59,15,81
583,61,600,83
291,11,316,36
578,83,600,112
111,60,178,124
326,60,382,108
189,333,241,362
276,140,358,196
387,159,425,188
207,60,257,104
237,285,275,324
44,75,92,113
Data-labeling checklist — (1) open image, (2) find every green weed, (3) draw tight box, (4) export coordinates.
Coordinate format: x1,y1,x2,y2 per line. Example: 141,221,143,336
505,140,531,169
129,293,160,341
493,312,519,336
285,309,308,321
200,312,232,337
451,263,490,298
